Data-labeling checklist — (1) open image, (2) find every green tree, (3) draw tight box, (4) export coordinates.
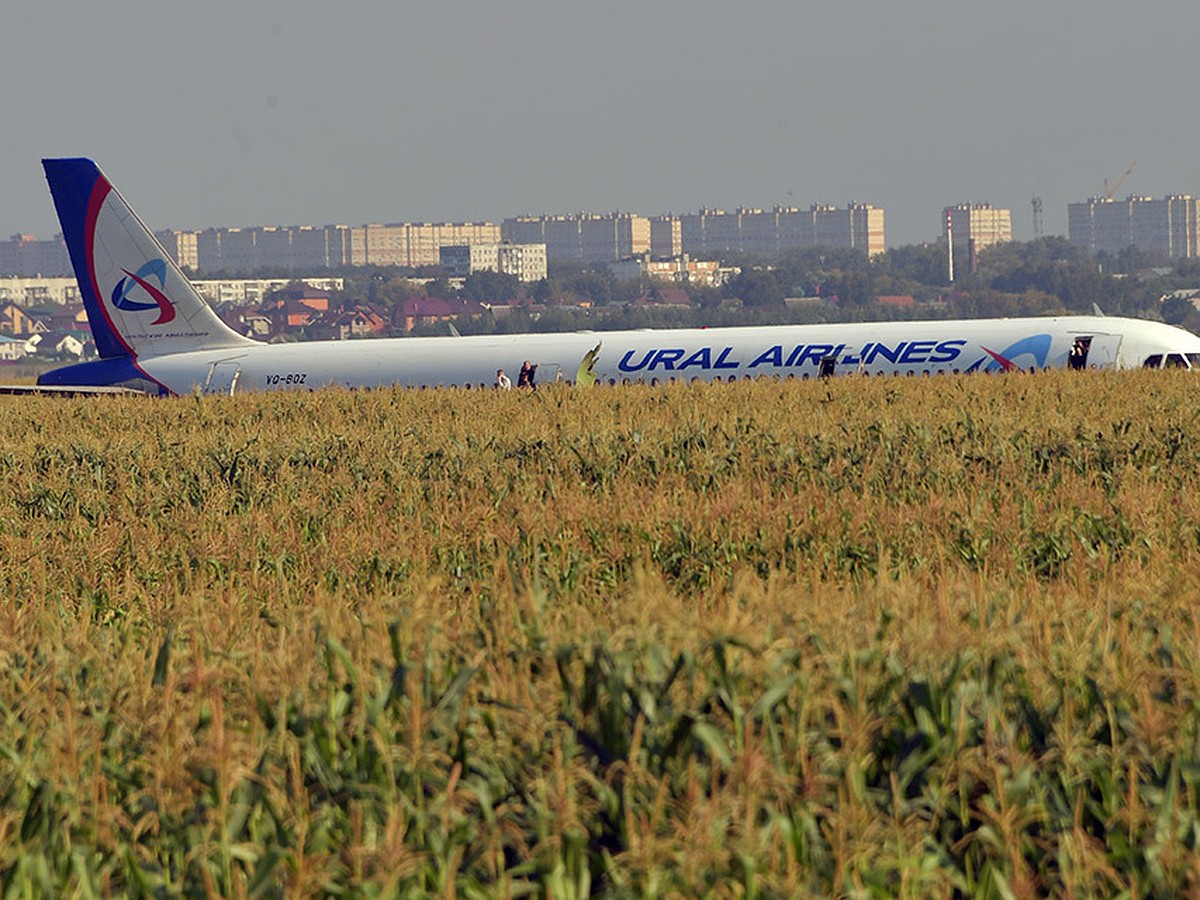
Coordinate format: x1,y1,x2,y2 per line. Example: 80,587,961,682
725,268,784,307
460,271,522,303
875,243,947,285
562,269,618,306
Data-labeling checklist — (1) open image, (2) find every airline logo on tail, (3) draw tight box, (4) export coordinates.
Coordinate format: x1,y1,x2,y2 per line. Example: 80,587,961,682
111,259,176,325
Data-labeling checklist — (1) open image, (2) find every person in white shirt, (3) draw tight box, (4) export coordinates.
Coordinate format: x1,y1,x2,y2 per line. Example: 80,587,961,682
496,368,511,390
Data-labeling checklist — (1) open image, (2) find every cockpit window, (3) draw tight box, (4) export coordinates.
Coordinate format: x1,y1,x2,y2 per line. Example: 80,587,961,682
1143,355,1162,369
1165,353,1190,368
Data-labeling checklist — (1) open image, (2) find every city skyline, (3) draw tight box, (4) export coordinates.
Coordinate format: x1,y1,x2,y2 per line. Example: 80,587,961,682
6,186,1200,282
3,0,1197,248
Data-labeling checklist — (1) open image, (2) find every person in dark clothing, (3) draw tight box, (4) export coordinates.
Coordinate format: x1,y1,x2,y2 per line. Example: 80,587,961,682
1069,339,1087,370
517,360,537,389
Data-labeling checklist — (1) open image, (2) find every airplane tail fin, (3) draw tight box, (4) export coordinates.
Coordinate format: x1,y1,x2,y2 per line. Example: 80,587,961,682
42,158,253,359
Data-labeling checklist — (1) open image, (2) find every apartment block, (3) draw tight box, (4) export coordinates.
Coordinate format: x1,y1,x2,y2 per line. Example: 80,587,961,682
650,215,682,258
942,204,1013,254
672,204,885,258
349,222,501,268
679,209,745,255
197,227,260,273
607,255,728,288
440,244,499,278
440,243,547,282
497,243,547,282
0,276,81,305
742,209,782,256
1068,195,1199,258
816,204,886,256
0,234,71,277
501,214,651,263
155,230,199,270
189,221,500,273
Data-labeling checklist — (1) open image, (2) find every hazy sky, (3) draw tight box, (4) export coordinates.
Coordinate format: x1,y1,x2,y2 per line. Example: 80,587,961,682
4,0,1197,248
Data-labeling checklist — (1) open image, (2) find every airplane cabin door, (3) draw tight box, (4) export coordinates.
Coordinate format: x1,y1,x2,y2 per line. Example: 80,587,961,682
1080,333,1123,370
204,361,242,395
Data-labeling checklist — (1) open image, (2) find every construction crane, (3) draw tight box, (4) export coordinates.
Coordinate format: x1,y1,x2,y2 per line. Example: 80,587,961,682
1103,161,1136,200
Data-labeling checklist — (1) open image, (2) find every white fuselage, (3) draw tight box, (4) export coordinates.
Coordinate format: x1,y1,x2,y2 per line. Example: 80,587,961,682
40,159,1200,398
135,315,1200,395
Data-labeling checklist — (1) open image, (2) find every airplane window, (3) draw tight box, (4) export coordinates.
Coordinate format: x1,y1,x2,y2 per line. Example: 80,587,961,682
1143,355,1162,369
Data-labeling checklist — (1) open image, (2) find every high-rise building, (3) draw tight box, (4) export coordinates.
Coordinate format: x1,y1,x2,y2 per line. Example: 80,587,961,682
190,221,501,273
0,276,81,305
669,203,885,258
347,222,500,269
497,244,547,282
440,244,498,278
439,243,547,282
155,230,199,271
0,234,71,277
1068,195,1199,258
501,214,650,263
818,203,886,256
649,215,682,258
942,204,1013,254
606,255,728,288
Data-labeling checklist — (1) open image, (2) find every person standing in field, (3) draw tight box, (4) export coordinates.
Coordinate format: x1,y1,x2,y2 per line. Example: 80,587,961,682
496,369,511,390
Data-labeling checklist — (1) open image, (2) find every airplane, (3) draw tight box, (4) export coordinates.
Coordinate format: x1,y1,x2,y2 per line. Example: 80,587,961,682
35,157,1200,396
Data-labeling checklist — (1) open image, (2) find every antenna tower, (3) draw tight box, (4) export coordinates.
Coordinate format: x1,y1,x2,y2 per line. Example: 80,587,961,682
1031,196,1044,239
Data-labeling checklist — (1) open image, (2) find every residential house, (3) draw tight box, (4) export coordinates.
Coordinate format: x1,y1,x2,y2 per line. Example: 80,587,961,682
0,301,48,337
218,303,274,338
43,304,90,333
262,283,331,333
26,331,86,358
0,334,28,361
308,305,390,341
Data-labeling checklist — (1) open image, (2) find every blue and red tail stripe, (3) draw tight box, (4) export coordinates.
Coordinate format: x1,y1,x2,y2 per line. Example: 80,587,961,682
42,158,131,359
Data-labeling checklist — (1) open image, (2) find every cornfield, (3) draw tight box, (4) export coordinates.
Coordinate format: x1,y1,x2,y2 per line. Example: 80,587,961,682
3,371,1200,896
